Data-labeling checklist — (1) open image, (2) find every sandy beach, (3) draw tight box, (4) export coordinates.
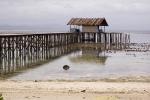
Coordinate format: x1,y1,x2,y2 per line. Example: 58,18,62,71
0,0,150,99
0,81,150,100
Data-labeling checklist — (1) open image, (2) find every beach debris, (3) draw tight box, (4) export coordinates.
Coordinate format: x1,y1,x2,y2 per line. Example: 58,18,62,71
25,96,29,99
68,90,72,92
144,90,150,94
63,65,70,70
82,97,86,99
81,90,86,93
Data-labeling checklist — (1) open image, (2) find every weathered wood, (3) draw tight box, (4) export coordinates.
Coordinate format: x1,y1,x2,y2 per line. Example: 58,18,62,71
0,32,130,76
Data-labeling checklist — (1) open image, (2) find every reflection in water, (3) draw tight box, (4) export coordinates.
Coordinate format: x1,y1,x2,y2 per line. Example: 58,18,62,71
7,42,150,81
69,48,107,64
0,41,129,78
3,42,150,81
0,45,78,78
0,33,150,81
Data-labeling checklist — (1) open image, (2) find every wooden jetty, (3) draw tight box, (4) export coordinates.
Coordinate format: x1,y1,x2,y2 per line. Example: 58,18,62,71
0,32,130,59
0,17,130,76
0,32,130,76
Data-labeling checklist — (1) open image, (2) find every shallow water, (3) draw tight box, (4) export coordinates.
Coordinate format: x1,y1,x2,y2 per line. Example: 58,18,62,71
5,32,150,81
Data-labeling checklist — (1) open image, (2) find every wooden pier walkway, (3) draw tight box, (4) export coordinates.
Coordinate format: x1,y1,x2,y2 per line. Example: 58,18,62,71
0,32,130,77
0,32,130,59
0,32,130,50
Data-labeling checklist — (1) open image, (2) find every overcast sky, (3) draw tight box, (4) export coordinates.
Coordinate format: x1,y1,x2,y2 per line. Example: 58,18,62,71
0,0,150,31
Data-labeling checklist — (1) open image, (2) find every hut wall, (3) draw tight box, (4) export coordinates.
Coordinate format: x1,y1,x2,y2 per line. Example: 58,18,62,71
82,26,99,32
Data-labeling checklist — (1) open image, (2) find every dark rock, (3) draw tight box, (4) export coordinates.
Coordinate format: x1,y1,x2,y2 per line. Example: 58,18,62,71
63,65,70,70
34,80,38,82
81,90,86,93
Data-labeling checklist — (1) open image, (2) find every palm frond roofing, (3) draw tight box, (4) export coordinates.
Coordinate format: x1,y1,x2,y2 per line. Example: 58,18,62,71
67,18,108,26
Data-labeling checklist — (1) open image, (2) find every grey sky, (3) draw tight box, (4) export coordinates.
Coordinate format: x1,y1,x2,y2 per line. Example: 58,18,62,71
0,0,150,31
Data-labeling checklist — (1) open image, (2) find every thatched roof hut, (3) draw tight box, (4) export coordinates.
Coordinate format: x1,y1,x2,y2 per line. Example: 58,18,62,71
67,18,108,32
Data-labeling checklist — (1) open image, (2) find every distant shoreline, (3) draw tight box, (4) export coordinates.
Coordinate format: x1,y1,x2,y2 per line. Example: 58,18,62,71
0,29,150,34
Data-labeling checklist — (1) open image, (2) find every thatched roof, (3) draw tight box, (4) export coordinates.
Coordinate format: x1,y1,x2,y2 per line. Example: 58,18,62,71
67,18,108,26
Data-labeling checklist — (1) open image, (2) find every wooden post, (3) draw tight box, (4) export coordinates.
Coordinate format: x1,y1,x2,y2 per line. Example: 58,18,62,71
0,36,2,75
104,33,107,44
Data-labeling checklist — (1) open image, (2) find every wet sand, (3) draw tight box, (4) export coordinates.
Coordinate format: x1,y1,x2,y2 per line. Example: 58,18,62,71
0,81,150,100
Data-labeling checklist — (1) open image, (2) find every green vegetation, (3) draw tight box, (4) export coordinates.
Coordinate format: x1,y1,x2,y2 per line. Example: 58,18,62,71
0,93,3,100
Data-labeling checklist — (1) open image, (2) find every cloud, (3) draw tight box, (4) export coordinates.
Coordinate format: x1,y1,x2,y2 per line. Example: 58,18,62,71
0,0,150,31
